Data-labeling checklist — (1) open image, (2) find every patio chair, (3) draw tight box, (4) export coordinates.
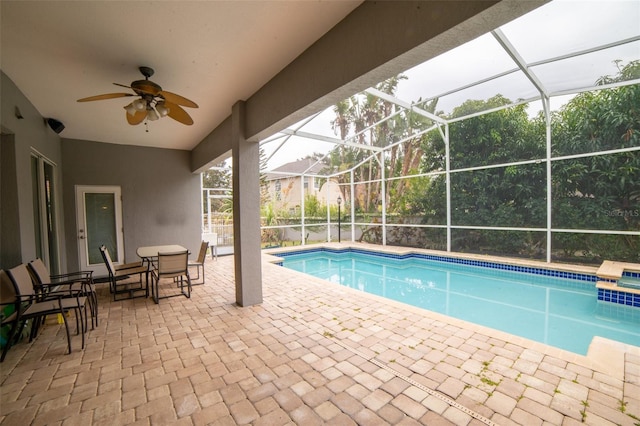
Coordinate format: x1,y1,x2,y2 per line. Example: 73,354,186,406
202,232,218,260
1,265,84,362
27,258,98,328
18,264,88,348
99,245,148,301
188,241,208,285
151,250,191,304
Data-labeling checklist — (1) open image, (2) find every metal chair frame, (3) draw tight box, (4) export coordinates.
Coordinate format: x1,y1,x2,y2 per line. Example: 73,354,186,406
27,258,97,328
188,241,208,285
99,245,148,301
1,265,87,362
151,250,191,304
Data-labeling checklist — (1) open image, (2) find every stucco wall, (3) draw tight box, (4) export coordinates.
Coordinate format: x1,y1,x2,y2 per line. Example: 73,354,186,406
61,139,201,271
1,71,201,274
1,71,66,269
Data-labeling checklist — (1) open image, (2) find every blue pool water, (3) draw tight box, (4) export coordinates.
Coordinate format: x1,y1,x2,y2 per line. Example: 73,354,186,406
280,249,640,355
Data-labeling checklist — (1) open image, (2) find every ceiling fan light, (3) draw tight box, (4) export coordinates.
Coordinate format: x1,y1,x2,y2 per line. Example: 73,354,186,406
156,102,170,117
133,98,147,111
147,108,160,121
124,102,137,116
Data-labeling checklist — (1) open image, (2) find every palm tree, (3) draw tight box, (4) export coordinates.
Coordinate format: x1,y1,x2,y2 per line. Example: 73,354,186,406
329,75,440,214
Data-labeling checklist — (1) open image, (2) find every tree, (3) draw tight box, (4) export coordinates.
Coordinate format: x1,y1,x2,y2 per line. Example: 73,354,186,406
202,163,231,189
202,162,231,214
418,96,545,226
326,62,639,262
330,76,417,213
413,63,639,261
551,61,640,261
385,97,439,213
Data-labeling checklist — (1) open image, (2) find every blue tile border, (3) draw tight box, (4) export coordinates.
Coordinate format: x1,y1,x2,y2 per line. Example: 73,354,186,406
271,246,640,309
598,288,640,307
273,247,598,281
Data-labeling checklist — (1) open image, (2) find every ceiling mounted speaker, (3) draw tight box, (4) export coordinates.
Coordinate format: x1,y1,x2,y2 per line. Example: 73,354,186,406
47,118,65,134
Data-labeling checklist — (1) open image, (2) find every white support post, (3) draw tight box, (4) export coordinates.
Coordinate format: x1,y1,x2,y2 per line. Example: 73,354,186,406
301,174,306,245
350,170,355,242
544,96,552,263
207,190,212,233
445,124,451,252
327,182,332,242
381,151,387,246
200,174,205,233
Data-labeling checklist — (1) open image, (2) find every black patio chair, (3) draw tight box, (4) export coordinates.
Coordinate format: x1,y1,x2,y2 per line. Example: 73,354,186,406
1,265,86,362
27,258,98,328
14,263,87,349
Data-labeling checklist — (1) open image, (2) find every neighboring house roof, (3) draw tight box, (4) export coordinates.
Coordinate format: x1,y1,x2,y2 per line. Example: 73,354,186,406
265,158,327,181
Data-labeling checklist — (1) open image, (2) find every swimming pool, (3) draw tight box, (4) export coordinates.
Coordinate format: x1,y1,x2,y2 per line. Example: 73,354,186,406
277,248,640,355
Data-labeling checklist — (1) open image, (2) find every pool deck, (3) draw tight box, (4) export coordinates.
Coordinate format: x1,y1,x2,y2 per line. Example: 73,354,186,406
1,243,639,425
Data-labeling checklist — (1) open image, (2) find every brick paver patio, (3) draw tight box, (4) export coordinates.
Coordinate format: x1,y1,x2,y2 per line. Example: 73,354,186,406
1,245,639,425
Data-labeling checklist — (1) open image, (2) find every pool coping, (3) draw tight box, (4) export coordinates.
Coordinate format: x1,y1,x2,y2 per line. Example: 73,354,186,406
263,241,600,275
263,242,640,380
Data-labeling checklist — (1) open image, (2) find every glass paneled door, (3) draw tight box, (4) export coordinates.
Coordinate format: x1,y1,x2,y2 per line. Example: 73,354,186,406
75,186,124,275
31,153,60,274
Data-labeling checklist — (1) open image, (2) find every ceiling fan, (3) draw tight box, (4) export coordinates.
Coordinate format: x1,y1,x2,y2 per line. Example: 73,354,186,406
77,66,198,126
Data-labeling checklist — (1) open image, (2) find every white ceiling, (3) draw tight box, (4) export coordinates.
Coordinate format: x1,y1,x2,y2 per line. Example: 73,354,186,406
1,0,361,150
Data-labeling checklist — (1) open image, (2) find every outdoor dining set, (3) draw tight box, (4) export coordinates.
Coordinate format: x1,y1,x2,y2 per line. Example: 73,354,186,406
0,240,210,362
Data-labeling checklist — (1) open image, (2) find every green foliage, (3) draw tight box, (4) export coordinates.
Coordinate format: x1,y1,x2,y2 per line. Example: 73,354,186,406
323,63,639,263
260,203,282,244
451,162,547,229
402,175,446,223
329,75,419,213
261,203,277,226
202,164,232,216
304,194,323,218
202,165,230,189
412,64,639,262
549,64,640,261
449,96,544,169
553,84,640,156
596,59,640,85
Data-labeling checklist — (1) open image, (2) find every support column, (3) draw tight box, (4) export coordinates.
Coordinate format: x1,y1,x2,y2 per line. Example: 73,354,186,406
232,101,263,306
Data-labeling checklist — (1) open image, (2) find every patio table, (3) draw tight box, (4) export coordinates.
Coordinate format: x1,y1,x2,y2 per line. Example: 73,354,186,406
137,244,188,269
136,244,188,260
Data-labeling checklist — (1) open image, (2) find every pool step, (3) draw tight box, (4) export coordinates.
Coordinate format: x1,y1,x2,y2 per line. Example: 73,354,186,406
597,260,640,280
596,280,640,295
596,261,640,307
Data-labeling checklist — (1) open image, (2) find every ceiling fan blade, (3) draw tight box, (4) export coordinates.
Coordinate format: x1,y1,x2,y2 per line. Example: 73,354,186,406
77,93,133,102
113,82,132,89
126,110,147,125
165,102,194,125
159,91,198,108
